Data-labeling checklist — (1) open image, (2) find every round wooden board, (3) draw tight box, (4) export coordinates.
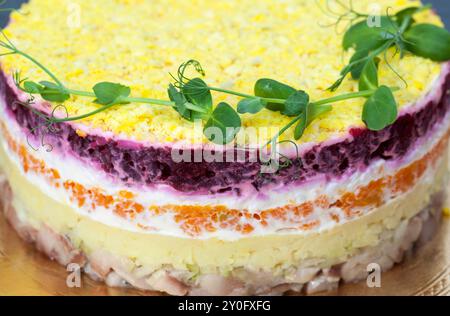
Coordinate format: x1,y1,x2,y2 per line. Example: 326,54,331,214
0,210,448,296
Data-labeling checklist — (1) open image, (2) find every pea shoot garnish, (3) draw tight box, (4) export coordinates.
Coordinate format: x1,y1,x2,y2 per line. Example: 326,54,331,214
1,2,450,148
327,3,450,129
0,34,397,146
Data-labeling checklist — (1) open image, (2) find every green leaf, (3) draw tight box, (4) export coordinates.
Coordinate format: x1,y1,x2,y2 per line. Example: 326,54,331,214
328,76,345,92
168,84,192,120
237,98,266,114
283,90,309,116
362,85,398,131
182,78,213,110
395,5,431,29
343,17,397,51
294,104,332,140
23,81,42,94
294,113,307,140
359,58,380,91
395,7,418,28
39,81,60,89
404,24,450,62
204,102,241,144
329,49,372,90
38,81,70,102
254,78,296,111
93,82,131,105
349,49,370,79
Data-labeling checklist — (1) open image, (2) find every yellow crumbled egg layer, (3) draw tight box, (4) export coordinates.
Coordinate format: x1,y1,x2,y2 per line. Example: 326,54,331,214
443,207,450,217
0,0,443,144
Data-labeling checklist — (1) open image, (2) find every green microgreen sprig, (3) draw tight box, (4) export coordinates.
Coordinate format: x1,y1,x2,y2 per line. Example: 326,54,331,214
1,3,449,149
1,33,397,146
327,3,450,129
169,59,402,146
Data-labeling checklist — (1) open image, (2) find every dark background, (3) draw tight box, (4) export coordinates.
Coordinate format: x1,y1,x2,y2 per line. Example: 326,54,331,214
0,0,449,28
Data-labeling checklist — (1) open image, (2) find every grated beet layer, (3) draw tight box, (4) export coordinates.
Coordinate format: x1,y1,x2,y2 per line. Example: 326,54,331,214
1,70,449,194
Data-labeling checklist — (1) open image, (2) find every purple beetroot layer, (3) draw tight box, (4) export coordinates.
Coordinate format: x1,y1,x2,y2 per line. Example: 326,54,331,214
1,69,450,194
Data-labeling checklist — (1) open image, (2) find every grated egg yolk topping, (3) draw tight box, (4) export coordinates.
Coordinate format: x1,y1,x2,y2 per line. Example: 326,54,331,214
0,0,444,145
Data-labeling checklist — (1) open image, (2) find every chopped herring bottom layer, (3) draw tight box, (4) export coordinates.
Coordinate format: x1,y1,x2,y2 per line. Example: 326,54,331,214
0,106,449,238
1,176,445,295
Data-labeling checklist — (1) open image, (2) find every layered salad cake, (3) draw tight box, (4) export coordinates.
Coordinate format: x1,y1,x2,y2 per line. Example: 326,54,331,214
0,0,449,295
